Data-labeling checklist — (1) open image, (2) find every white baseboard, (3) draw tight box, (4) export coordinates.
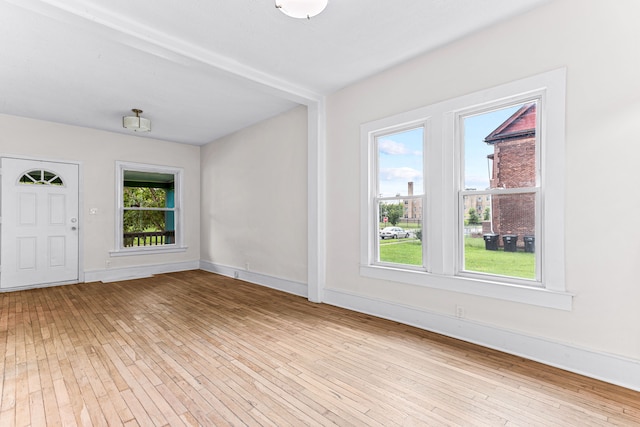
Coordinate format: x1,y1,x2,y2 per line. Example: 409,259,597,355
199,260,308,298
0,279,79,293
323,287,640,392
84,260,200,283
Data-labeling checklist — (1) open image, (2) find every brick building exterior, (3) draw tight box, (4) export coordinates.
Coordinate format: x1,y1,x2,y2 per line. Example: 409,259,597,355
403,181,423,221
485,103,536,248
464,194,491,221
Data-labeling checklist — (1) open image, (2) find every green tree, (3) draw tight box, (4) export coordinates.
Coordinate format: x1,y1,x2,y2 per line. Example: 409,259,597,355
468,208,480,225
379,203,388,224
484,207,490,221
123,187,167,233
379,202,404,226
386,203,404,226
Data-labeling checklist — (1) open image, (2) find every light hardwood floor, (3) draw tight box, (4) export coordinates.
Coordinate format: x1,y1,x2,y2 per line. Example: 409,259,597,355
1,270,638,426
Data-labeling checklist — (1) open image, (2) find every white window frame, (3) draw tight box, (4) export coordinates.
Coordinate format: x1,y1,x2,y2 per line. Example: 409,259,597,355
360,69,571,310
111,161,187,256
455,96,542,287
373,121,428,270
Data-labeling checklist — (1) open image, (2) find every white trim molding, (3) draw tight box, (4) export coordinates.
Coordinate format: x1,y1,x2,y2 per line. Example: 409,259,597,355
360,265,573,310
113,161,185,255
0,279,80,293
323,287,640,392
84,260,199,283
199,261,308,298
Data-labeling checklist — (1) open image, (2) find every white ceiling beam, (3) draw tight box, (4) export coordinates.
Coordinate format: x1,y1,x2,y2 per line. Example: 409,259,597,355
4,0,323,105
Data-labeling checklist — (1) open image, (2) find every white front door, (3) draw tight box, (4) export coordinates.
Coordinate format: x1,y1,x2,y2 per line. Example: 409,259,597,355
1,158,79,289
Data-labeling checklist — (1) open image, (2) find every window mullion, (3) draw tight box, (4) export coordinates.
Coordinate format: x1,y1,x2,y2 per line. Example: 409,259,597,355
435,111,455,276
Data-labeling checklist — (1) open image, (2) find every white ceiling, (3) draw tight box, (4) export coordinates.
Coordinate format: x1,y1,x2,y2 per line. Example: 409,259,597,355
0,0,548,145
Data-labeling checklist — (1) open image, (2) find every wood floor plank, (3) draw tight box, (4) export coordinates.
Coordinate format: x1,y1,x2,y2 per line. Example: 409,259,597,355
1,270,638,426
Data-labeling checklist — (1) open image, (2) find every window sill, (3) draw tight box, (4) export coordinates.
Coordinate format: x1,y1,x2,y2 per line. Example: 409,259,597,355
109,246,188,257
360,265,573,310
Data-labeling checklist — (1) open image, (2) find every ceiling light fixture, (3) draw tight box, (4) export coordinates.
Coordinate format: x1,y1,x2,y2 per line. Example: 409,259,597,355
123,108,151,132
275,0,327,19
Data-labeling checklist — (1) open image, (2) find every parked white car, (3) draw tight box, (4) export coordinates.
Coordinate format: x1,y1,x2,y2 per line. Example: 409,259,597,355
379,226,410,239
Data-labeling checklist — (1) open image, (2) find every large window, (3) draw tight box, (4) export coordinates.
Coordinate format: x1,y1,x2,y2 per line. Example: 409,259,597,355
459,101,539,282
360,69,570,309
113,162,185,255
375,126,424,267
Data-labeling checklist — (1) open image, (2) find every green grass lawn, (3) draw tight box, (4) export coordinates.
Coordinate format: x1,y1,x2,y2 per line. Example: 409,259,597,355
379,236,535,279
463,236,534,279
379,239,423,265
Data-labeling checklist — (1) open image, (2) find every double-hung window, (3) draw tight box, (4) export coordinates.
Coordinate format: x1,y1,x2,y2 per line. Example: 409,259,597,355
374,125,425,267
360,69,570,309
458,100,540,281
112,161,186,255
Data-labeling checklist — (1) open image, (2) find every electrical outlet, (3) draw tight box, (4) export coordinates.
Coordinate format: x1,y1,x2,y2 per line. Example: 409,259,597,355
105,260,111,268
245,262,250,271
455,305,465,318
234,271,239,279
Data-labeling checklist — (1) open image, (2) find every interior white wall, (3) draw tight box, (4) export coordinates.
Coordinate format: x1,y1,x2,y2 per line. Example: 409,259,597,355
200,106,308,285
325,0,640,362
1,0,637,389
0,114,201,275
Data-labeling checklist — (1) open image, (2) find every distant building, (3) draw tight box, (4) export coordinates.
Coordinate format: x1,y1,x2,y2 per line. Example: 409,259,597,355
464,192,491,222
484,103,536,247
403,181,422,221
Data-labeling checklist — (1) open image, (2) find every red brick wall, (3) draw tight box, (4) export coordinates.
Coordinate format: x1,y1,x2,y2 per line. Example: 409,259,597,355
492,135,536,188
491,135,536,247
492,193,535,246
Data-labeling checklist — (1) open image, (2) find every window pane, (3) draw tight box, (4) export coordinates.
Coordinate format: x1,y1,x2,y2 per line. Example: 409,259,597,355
123,187,170,208
118,164,181,251
123,171,175,208
42,170,56,182
463,193,535,279
377,127,423,197
463,102,537,190
378,201,423,266
122,170,177,247
123,210,174,247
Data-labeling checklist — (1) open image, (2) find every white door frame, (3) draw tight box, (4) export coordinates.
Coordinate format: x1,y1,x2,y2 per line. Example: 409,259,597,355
0,155,84,291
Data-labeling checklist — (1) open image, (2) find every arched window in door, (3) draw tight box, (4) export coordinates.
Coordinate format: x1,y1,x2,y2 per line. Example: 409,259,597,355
18,169,64,186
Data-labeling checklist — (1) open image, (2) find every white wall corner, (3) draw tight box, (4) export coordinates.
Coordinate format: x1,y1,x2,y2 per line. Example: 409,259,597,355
307,99,327,304
323,287,640,393
199,260,308,298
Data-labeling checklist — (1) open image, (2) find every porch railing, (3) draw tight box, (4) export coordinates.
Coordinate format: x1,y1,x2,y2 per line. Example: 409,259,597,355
124,231,175,247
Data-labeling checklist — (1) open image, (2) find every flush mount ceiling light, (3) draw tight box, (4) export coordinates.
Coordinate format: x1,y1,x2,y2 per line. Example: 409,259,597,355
123,108,151,132
275,0,328,19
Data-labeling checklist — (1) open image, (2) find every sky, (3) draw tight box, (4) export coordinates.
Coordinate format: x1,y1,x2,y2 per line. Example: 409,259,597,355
463,104,521,189
377,104,523,197
377,127,423,197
